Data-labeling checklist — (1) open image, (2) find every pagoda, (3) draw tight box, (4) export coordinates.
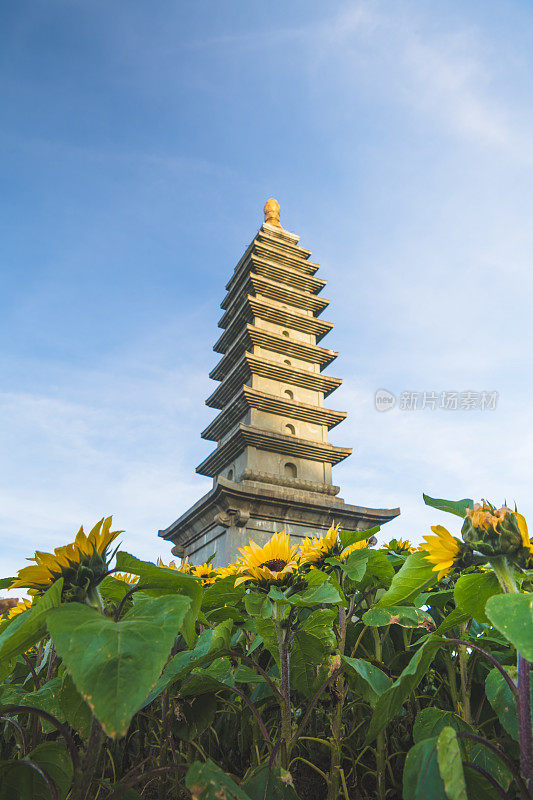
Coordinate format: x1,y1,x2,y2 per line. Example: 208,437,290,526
159,200,399,565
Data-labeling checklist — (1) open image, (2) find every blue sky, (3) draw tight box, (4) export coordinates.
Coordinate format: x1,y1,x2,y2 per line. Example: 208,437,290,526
2,0,533,588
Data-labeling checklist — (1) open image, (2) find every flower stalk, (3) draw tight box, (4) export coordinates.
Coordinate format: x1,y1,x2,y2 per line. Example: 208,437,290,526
490,555,533,795
274,602,292,770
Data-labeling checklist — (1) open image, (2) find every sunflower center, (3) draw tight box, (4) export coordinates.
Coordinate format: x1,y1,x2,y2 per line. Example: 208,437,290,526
260,558,287,571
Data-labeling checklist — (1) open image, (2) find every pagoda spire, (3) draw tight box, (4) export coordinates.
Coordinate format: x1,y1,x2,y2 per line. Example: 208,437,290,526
263,198,282,227
159,201,399,564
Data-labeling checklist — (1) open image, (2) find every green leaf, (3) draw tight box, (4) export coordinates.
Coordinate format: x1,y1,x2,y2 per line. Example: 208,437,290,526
0,578,16,590
339,526,379,547
364,550,395,585
98,575,132,604
376,552,437,608
115,551,202,646
244,592,273,619
136,630,215,711
0,742,73,800
255,618,280,666
403,738,447,800
330,549,371,582
464,767,505,800
300,609,337,648
186,759,252,800
453,572,501,624
234,665,266,684
47,594,190,738
26,677,65,732
202,578,245,610
366,637,441,743
242,765,300,800
209,618,234,653
0,684,26,707
362,605,433,628
290,630,326,697
413,709,471,743
342,655,392,706
423,494,473,518
486,593,533,659
414,708,512,790
180,657,235,697
437,726,467,800
485,667,520,741
0,580,63,665
436,606,471,635
288,580,346,608
59,675,92,739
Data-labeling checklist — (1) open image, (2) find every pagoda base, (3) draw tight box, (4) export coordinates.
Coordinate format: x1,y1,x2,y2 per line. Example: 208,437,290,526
158,477,400,567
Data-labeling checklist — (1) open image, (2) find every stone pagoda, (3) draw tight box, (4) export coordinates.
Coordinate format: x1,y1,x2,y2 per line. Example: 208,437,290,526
159,200,399,565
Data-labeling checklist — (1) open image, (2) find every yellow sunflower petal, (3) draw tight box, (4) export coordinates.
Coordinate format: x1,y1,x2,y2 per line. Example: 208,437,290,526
516,513,532,552
420,525,460,580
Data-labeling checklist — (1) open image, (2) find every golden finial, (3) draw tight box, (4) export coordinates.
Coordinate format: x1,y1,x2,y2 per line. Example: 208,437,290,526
264,198,281,228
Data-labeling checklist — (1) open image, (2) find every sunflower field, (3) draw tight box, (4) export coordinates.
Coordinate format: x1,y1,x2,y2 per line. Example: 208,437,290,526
1,495,533,800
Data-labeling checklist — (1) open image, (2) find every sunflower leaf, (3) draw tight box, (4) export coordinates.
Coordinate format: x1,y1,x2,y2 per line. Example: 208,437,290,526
485,593,533,660
376,552,436,608
114,551,201,647
453,572,502,624
423,494,473,518
437,726,468,800
365,636,441,743
47,594,190,738
0,579,63,666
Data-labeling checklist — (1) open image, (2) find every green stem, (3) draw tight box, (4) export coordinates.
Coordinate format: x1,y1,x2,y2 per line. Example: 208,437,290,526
373,628,387,800
490,556,518,593
86,587,104,613
489,556,533,795
274,604,292,769
70,715,104,800
459,641,471,724
328,604,348,800
443,651,460,714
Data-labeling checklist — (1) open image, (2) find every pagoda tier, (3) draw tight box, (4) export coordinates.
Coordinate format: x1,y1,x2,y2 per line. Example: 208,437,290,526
210,324,338,380
201,386,346,442
159,200,399,566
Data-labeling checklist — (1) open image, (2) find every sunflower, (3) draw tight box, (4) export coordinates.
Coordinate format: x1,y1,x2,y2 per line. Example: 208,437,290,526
420,525,461,580
216,563,240,580
10,517,121,599
235,531,299,586
5,598,32,619
384,538,415,554
299,523,340,566
191,563,217,585
340,539,368,560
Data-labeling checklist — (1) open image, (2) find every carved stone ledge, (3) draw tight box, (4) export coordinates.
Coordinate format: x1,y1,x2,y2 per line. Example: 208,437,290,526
241,469,340,496
215,509,251,528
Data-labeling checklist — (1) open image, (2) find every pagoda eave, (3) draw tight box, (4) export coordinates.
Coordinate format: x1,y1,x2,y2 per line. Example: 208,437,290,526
158,477,401,553
205,353,342,409
201,386,347,441
225,254,327,296
209,324,337,381
220,273,330,320
196,424,352,477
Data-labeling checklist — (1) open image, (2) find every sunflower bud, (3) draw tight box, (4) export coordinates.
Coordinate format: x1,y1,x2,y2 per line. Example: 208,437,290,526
462,502,532,566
